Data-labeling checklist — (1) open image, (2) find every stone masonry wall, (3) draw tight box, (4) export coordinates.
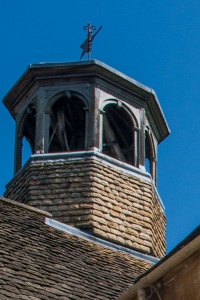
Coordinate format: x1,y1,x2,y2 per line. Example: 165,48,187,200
5,158,166,258
86,160,166,258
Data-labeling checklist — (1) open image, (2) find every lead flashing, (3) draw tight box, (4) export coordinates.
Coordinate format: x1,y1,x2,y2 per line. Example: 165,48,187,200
30,151,165,211
45,217,159,264
29,60,152,94
31,150,151,180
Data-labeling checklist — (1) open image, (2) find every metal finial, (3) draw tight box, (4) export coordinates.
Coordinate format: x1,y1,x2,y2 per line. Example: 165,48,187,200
80,23,102,60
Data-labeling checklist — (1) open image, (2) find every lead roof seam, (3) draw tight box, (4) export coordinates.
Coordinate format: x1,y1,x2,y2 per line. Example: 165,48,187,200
45,217,159,265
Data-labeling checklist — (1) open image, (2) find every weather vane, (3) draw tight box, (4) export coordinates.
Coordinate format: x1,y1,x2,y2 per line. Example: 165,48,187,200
80,23,102,60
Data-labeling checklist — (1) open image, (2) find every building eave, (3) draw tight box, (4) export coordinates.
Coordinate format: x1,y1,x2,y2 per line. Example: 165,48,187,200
2,60,170,141
117,226,200,300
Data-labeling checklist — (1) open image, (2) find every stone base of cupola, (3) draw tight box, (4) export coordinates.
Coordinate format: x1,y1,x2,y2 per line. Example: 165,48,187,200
4,151,166,258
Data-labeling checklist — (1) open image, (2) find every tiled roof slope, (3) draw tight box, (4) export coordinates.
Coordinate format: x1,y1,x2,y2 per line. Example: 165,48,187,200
0,197,152,300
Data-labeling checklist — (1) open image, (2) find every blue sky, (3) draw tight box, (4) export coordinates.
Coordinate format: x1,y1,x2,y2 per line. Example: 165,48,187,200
0,0,200,253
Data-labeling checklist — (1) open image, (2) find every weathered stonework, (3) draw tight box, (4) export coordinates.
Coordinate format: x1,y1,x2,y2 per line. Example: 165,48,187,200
5,156,166,258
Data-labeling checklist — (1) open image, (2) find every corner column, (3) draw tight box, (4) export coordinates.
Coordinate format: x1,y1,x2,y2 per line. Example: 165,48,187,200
35,88,46,154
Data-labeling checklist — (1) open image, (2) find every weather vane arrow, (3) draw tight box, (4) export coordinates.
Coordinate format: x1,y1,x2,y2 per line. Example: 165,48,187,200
80,23,102,60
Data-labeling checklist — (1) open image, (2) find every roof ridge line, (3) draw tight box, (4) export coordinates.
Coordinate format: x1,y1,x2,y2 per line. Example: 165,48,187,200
0,196,52,217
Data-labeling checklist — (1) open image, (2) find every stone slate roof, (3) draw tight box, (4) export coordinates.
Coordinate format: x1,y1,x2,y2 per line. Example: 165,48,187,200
0,197,152,300
134,224,200,285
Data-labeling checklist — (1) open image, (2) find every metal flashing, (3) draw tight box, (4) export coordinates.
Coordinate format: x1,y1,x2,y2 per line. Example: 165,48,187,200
5,150,165,212
45,217,159,264
29,60,152,94
31,150,151,179
30,150,165,211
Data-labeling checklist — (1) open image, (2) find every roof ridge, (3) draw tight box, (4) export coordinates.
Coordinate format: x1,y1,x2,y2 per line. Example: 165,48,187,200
0,196,52,217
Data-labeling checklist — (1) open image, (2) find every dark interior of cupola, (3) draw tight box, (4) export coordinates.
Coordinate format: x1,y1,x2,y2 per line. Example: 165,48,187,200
48,97,86,153
102,104,134,165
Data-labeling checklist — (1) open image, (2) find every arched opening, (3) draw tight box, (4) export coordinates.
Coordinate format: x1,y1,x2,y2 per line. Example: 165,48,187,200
22,136,32,166
22,107,36,154
15,106,36,171
48,96,86,153
102,103,135,165
145,130,156,180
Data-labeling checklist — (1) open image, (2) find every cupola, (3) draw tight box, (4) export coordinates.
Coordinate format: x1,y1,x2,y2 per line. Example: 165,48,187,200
3,60,170,258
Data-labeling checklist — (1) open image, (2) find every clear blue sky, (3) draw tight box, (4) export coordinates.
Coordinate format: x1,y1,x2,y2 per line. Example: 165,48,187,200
0,0,199,253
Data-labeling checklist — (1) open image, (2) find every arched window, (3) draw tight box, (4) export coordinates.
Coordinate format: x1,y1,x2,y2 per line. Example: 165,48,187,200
102,103,136,165
48,96,86,153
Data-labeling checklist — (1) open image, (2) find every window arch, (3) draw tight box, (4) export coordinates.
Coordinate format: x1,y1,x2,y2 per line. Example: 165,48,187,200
48,96,86,153
102,102,138,165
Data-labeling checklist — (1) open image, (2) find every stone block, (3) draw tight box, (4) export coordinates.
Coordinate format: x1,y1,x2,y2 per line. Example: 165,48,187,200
106,232,116,241
107,221,118,230
112,205,122,213
110,210,119,218
116,236,125,244
75,221,92,227
93,209,103,217
110,228,120,236
94,228,108,239
93,215,107,225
